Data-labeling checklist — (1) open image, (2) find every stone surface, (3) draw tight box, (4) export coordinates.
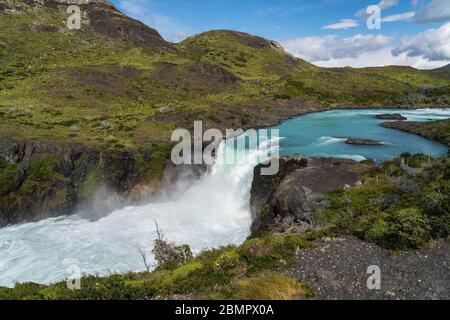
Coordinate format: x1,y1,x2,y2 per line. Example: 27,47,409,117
250,156,367,236
286,236,450,300
375,113,407,120
345,138,382,146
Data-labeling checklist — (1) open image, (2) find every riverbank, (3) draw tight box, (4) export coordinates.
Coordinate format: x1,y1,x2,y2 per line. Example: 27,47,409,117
382,119,450,149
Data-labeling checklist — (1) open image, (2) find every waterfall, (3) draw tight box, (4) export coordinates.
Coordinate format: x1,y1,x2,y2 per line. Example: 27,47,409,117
0,134,274,287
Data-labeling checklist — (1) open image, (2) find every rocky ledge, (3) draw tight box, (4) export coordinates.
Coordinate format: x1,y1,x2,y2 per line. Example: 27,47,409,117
345,138,383,146
375,113,407,120
250,156,367,236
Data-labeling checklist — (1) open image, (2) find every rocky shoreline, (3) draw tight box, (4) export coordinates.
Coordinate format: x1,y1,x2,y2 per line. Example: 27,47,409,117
382,119,450,148
249,152,449,299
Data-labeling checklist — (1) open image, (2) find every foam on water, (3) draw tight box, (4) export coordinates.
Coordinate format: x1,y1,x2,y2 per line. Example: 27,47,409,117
0,135,277,287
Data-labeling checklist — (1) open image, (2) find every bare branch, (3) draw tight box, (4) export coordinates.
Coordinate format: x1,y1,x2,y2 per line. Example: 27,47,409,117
154,219,165,241
138,246,150,272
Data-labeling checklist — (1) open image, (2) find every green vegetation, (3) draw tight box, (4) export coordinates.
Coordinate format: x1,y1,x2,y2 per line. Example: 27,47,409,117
311,155,449,250
383,119,450,149
0,3,449,151
202,273,314,300
28,155,62,181
135,143,174,181
0,232,315,300
79,165,101,199
0,159,21,194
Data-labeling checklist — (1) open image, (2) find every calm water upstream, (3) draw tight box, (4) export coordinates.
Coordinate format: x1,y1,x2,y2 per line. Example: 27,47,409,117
272,108,450,162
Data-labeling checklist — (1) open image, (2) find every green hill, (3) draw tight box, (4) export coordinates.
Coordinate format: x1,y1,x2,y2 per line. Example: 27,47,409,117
425,64,450,80
1,0,449,148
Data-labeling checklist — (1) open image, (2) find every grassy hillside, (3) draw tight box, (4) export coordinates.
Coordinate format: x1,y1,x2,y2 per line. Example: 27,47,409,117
425,64,450,80
0,1,449,150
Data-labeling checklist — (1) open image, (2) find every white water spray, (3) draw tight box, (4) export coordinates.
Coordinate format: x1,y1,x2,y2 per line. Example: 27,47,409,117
0,135,278,287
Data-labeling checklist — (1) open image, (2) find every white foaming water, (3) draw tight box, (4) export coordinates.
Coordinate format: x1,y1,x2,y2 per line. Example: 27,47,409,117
317,136,347,145
313,153,367,162
0,136,276,287
364,108,450,121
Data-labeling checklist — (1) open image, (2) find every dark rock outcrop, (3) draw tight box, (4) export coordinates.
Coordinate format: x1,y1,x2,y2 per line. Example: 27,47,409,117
0,139,205,227
250,156,367,236
375,113,407,120
345,138,382,146
14,0,174,52
83,1,174,52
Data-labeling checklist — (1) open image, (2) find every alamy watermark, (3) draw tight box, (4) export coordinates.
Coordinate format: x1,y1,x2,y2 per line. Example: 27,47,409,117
66,264,81,290
367,265,381,290
66,5,81,30
171,121,280,176
366,5,381,30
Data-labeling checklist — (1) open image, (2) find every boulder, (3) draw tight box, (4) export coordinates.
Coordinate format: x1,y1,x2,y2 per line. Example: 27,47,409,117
345,138,382,146
375,113,407,120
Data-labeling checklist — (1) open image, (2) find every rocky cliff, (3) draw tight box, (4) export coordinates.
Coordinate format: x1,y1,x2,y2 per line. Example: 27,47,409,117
0,138,205,227
250,156,367,236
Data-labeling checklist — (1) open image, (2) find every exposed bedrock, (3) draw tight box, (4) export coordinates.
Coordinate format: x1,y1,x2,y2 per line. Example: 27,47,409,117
0,138,205,227
375,113,407,120
345,138,382,146
250,156,367,237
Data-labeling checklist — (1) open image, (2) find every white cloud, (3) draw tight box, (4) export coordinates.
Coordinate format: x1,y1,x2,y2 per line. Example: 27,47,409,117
382,11,416,22
281,32,450,69
281,34,392,61
118,0,193,42
411,0,420,9
321,19,359,30
378,0,400,10
393,22,450,61
413,0,450,23
355,0,399,19
311,48,449,69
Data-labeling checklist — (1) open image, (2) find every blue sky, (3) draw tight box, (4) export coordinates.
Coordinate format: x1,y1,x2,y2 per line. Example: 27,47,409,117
111,0,450,69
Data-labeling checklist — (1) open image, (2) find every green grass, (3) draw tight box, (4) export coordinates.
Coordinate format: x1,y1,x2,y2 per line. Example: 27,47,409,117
202,273,314,300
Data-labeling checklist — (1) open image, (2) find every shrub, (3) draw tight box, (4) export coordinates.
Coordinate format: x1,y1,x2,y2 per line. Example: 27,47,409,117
421,191,448,216
367,208,431,250
28,155,60,181
408,153,430,168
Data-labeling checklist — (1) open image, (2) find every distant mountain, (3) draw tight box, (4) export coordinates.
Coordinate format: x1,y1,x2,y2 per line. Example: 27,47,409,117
426,64,450,80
